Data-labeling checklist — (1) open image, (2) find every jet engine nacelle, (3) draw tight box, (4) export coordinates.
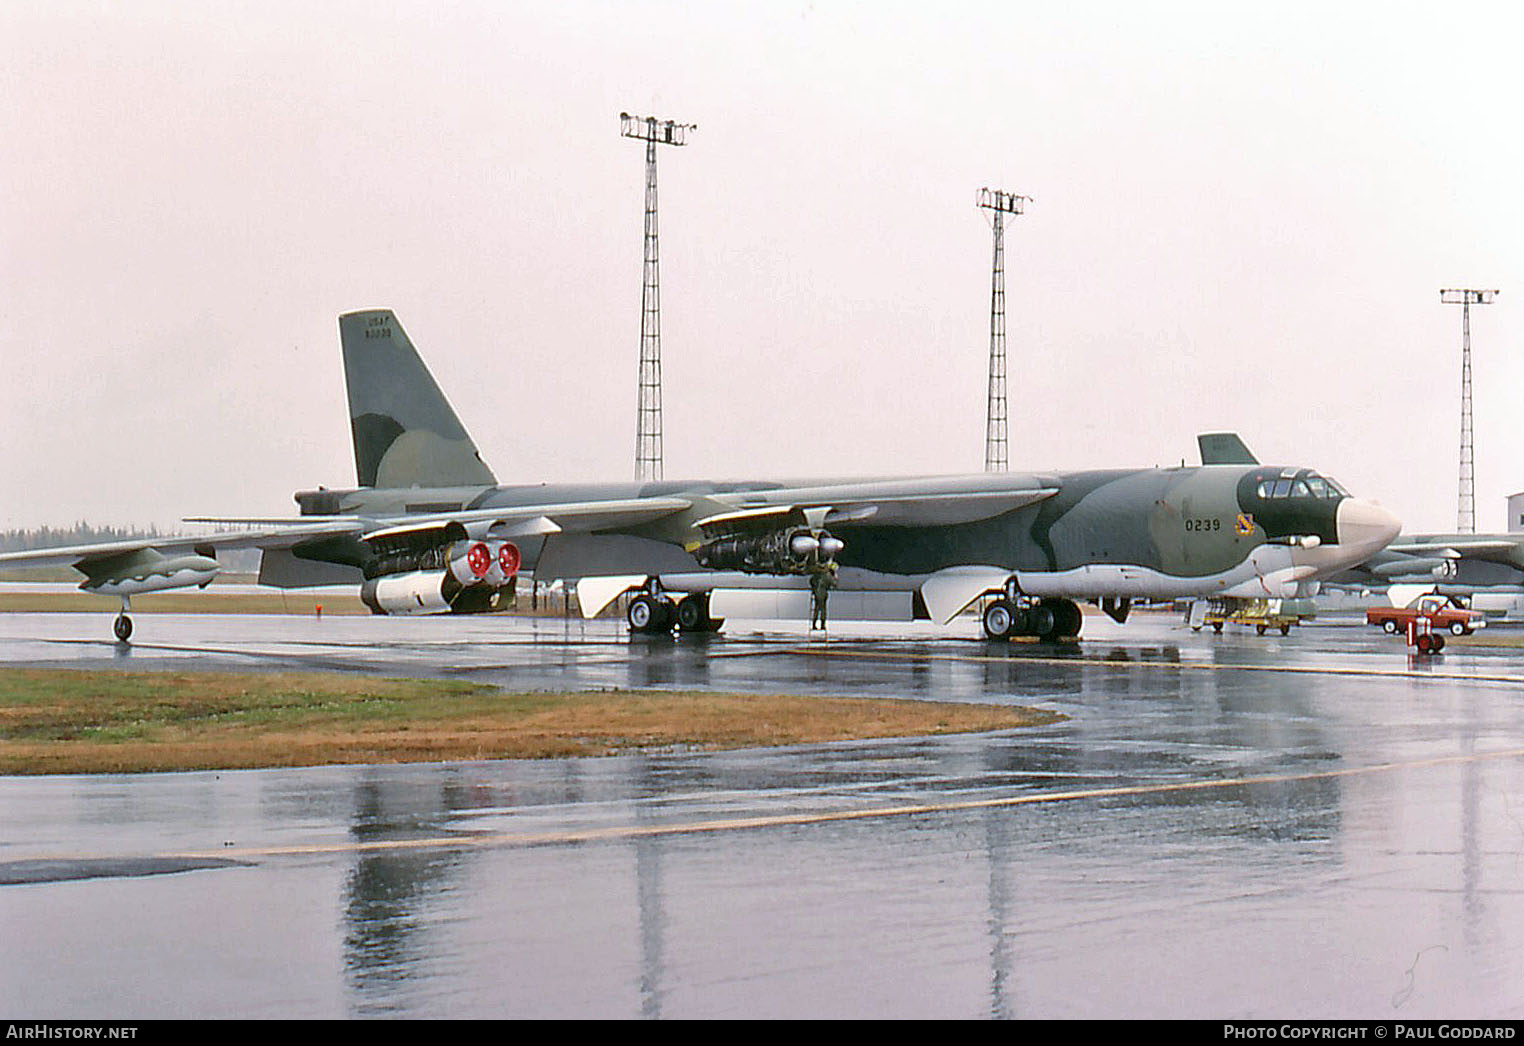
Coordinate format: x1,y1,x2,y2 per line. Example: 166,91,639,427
694,527,842,576
1369,555,1454,580
362,571,456,615
361,566,518,616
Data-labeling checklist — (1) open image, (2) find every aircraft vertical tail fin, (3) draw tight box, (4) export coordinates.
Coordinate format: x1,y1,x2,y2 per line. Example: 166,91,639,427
338,310,497,489
1197,432,1259,465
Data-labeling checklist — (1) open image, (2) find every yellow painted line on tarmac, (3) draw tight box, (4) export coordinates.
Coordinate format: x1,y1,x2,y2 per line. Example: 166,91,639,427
797,644,1524,686
157,746,1524,863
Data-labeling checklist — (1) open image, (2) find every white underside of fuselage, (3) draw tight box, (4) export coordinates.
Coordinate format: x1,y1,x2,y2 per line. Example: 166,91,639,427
1017,545,1311,601
601,542,1362,625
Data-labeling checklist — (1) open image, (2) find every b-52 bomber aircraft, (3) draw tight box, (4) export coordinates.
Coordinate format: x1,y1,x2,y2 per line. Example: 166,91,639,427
0,310,1401,642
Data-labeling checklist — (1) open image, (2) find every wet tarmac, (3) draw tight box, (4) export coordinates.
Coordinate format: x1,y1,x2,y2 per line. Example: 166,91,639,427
2,609,1523,1018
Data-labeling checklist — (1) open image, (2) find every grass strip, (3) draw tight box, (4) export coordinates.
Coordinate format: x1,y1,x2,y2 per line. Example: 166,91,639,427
0,668,1064,774
0,591,369,615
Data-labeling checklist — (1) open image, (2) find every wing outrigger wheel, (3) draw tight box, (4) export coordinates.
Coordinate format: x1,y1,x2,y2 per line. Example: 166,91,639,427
113,614,133,642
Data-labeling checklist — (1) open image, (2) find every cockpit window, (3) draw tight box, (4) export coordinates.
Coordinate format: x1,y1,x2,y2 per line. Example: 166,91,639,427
1255,472,1347,500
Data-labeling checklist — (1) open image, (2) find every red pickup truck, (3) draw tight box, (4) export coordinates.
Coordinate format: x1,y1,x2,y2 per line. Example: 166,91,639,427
1367,595,1487,637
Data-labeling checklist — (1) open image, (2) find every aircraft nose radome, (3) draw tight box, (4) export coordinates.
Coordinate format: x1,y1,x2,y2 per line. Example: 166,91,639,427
1336,498,1401,555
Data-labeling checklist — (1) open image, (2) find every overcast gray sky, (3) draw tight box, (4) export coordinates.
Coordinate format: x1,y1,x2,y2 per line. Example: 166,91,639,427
3,1,1521,534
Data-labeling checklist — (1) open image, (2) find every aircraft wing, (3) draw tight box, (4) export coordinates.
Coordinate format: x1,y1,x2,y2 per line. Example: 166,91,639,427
5,494,696,606
195,497,691,536
191,495,696,543
378,496,695,536
0,522,363,571
695,474,1061,529
1387,537,1524,567
1335,535,1524,587
195,476,1053,564
557,476,1060,617
10,473,1048,582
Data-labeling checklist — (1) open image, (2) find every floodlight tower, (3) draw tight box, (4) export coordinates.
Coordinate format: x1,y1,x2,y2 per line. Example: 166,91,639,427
621,112,695,482
1440,288,1498,533
977,188,1029,472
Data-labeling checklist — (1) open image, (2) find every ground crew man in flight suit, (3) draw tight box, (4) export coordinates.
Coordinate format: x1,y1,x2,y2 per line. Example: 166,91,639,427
810,564,836,630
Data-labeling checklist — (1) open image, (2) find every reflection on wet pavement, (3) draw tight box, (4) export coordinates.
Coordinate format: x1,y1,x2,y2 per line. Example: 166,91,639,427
2,611,1524,1017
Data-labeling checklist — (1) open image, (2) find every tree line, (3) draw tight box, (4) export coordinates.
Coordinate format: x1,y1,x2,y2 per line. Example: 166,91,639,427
0,524,174,553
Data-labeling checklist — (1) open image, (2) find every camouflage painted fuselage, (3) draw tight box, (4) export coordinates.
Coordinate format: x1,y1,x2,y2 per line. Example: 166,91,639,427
249,308,1399,623
285,462,1359,598
0,308,1401,642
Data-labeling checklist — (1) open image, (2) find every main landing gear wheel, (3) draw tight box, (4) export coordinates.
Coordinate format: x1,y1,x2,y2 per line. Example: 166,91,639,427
627,593,673,634
1027,602,1056,639
113,614,133,642
982,599,1016,640
675,594,721,633
982,597,1081,641
1047,598,1083,639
